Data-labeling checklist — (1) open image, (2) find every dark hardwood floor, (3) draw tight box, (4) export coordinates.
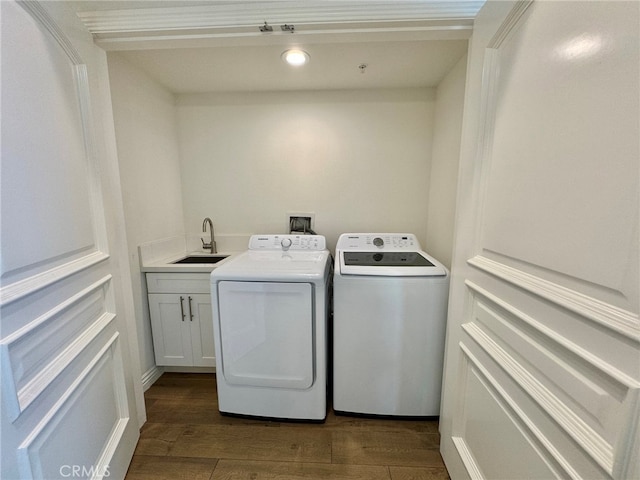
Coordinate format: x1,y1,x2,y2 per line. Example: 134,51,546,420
125,373,450,480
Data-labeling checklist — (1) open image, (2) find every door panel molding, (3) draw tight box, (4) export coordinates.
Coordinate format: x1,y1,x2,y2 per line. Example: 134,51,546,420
1,1,110,305
466,281,638,398
464,280,640,477
16,333,130,480
17,0,83,64
0,253,110,308
464,319,611,474
473,0,639,303
1,276,115,420
486,0,533,48
454,343,570,479
460,333,638,479
450,437,484,480
468,255,639,340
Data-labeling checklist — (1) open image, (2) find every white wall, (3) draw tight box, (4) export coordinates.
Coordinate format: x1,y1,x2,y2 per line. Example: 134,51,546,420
426,54,467,268
176,88,436,252
107,53,185,379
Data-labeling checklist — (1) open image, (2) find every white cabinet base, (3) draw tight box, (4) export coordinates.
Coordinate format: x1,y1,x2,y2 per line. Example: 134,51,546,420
146,273,215,368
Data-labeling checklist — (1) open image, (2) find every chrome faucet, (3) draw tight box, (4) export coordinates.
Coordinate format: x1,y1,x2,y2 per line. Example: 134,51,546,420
201,217,216,253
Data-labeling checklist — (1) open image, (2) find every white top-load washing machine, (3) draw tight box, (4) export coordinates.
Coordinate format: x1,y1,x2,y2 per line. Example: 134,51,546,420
210,234,331,421
333,233,449,417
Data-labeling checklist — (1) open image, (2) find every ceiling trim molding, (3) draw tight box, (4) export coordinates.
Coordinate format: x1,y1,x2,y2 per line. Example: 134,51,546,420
77,1,482,47
92,21,474,50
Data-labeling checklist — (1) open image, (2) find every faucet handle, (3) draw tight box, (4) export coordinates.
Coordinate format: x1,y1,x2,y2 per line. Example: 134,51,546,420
201,237,212,248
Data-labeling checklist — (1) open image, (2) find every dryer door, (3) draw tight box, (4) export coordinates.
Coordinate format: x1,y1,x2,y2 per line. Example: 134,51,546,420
217,281,314,389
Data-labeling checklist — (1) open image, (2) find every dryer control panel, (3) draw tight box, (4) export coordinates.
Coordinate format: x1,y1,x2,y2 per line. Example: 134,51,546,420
336,233,420,251
249,234,326,251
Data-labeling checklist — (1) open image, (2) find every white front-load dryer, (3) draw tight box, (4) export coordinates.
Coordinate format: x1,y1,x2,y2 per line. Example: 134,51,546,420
210,234,330,421
333,233,449,417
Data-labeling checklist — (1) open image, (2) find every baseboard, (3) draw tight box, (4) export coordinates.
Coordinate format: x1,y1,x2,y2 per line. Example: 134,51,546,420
141,365,164,391
163,366,216,374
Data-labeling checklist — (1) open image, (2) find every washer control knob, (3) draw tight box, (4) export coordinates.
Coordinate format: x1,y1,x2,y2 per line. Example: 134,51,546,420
281,238,293,250
373,237,384,247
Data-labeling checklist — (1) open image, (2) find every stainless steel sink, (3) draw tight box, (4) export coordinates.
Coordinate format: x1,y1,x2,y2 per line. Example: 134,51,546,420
171,255,229,265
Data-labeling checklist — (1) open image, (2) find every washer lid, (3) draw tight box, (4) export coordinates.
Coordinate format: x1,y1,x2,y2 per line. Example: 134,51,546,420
339,250,447,276
335,232,447,276
344,251,434,267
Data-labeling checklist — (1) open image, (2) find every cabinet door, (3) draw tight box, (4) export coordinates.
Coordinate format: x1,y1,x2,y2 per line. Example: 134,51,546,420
188,294,215,367
148,294,193,366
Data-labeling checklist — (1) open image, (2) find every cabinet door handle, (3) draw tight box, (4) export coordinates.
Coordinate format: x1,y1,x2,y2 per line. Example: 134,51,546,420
179,296,186,321
188,296,194,321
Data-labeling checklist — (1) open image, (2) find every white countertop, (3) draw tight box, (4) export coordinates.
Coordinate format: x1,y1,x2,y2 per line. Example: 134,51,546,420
138,235,249,273
140,251,238,273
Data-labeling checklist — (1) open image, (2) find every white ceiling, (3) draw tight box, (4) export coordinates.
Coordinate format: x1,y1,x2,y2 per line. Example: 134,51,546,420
112,40,468,93
74,1,483,93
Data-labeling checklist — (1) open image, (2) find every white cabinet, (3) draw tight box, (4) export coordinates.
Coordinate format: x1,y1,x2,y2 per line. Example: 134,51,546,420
146,273,215,367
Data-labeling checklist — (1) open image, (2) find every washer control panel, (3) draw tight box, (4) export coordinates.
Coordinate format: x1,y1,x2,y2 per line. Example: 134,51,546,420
337,233,420,251
249,234,326,251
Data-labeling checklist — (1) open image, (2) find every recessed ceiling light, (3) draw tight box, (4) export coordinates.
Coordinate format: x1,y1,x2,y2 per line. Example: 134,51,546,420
282,49,309,67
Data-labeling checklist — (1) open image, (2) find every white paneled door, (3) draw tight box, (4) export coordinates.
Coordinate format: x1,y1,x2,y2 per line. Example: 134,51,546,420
440,1,639,479
1,1,141,479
